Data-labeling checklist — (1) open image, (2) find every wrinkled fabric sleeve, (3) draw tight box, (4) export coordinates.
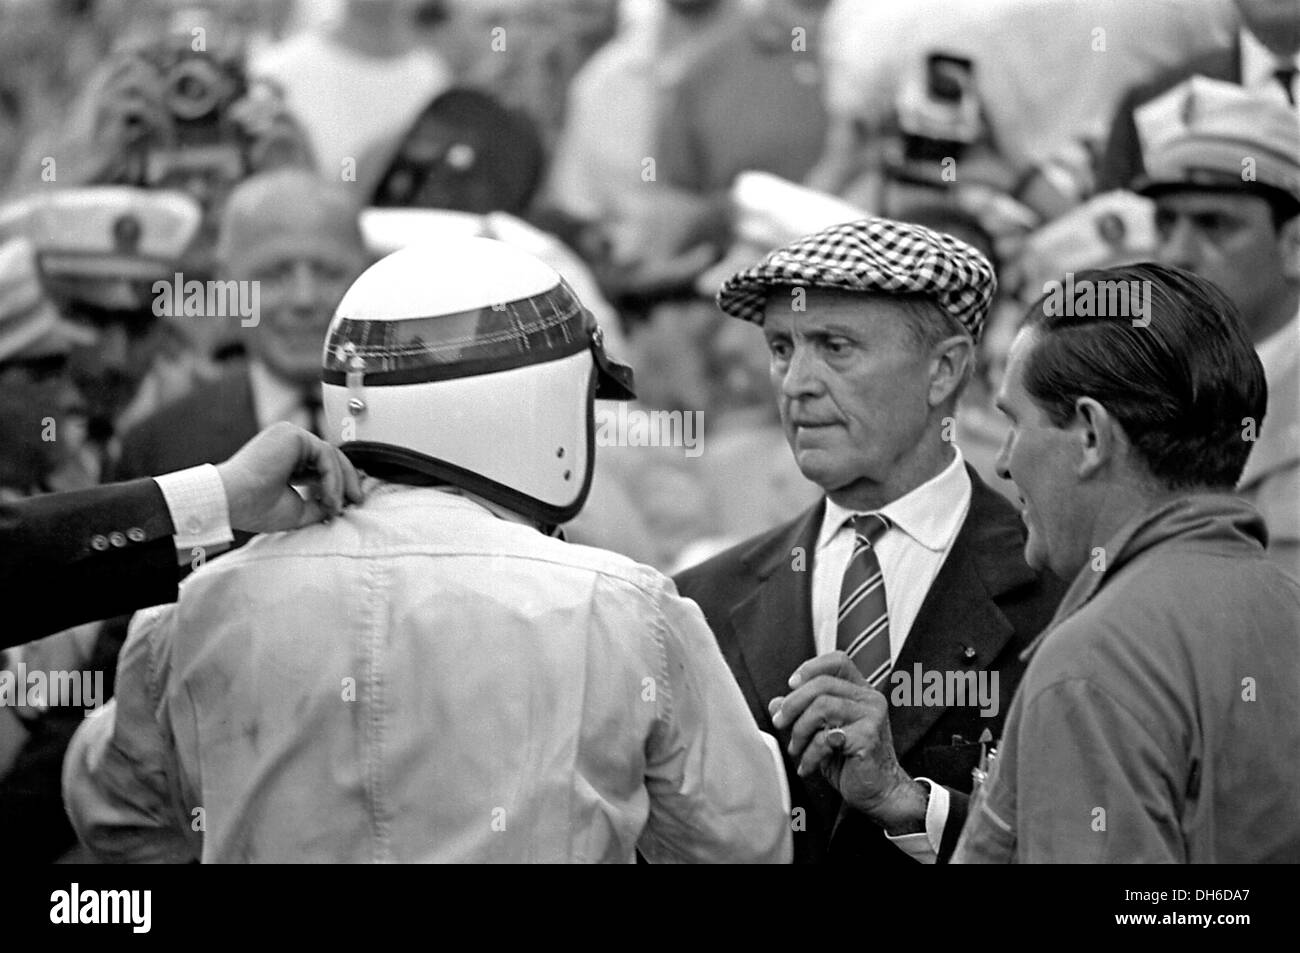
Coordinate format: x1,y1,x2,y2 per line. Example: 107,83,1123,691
1017,677,1183,863
637,578,792,864
62,604,199,863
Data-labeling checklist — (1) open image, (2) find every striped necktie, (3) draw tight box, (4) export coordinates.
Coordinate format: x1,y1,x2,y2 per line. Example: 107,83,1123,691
301,389,324,438
837,513,892,688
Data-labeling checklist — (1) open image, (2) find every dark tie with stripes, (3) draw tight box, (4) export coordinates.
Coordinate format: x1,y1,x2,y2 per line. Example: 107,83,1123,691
301,390,324,438
837,513,892,688
1276,67,1298,106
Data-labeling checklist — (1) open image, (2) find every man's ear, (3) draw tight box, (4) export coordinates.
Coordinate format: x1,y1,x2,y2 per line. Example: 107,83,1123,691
1072,396,1124,479
1279,216,1300,283
928,334,975,408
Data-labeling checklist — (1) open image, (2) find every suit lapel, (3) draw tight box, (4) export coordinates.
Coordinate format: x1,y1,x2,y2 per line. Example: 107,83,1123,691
725,501,823,731
889,468,1035,757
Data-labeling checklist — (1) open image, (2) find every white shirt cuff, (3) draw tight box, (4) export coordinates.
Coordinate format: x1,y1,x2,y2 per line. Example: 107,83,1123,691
153,464,233,559
883,777,949,864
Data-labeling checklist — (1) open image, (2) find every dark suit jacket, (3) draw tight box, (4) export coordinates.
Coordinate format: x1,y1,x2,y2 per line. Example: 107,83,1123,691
1097,40,1240,192
113,366,260,482
3,479,178,646
673,467,1066,864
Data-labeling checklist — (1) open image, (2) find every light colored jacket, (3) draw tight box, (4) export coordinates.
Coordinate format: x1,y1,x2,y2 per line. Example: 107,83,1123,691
63,483,791,863
953,494,1300,863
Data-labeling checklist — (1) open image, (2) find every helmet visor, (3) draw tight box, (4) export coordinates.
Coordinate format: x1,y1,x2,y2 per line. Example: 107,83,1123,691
322,278,634,399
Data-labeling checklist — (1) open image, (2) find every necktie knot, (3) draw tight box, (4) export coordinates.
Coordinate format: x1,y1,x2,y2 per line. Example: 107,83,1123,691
1274,66,1297,105
851,513,891,547
300,388,324,437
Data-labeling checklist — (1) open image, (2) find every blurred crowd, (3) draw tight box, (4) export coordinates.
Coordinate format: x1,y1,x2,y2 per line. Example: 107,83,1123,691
0,0,1297,860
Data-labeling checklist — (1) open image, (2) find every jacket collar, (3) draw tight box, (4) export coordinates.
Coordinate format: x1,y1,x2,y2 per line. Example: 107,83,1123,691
728,500,824,726
888,466,1038,755
1022,492,1268,663
727,467,1037,758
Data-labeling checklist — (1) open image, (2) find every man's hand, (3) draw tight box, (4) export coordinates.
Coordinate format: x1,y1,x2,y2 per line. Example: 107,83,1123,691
216,423,364,533
769,651,928,835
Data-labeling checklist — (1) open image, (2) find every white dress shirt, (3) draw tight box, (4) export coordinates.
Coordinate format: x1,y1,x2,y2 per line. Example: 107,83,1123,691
248,359,319,433
1240,27,1300,115
812,446,972,658
810,445,972,862
153,463,233,560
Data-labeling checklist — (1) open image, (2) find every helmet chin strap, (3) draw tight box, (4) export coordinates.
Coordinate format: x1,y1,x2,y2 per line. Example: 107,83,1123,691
363,468,564,538
447,486,561,537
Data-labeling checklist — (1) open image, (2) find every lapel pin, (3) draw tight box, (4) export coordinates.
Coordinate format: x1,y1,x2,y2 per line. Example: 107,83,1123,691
962,645,977,662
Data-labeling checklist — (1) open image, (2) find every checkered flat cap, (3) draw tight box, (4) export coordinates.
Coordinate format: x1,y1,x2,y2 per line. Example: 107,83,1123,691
716,217,996,343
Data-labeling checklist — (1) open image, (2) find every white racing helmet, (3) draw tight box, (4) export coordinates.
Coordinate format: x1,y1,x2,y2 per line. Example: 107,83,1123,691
321,238,635,524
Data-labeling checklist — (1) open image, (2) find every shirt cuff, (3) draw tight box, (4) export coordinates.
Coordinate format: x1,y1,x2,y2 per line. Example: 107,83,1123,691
884,777,949,864
153,464,233,559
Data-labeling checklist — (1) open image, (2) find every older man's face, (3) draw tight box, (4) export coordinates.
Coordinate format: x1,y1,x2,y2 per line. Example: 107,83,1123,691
232,220,367,388
762,289,934,500
247,252,361,386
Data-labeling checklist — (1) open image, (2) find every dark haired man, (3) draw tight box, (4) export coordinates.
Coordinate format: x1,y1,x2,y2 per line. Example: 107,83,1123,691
1134,76,1300,580
952,263,1300,862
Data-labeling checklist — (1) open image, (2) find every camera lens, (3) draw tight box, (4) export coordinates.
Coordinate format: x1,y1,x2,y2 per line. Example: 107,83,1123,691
165,58,224,120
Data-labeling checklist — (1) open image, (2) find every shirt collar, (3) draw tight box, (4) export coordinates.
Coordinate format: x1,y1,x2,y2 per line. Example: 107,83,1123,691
364,477,546,533
1240,26,1300,90
248,358,308,429
817,446,971,553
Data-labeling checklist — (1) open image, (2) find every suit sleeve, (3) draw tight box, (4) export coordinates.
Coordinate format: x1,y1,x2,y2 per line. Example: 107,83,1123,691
2,480,178,647
637,577,793,864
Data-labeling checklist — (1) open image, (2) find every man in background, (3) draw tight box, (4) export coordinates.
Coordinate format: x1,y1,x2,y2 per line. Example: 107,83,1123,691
113,169,370,480
1101,0,1300,191
1135,77,1300,579
252,0,452,176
